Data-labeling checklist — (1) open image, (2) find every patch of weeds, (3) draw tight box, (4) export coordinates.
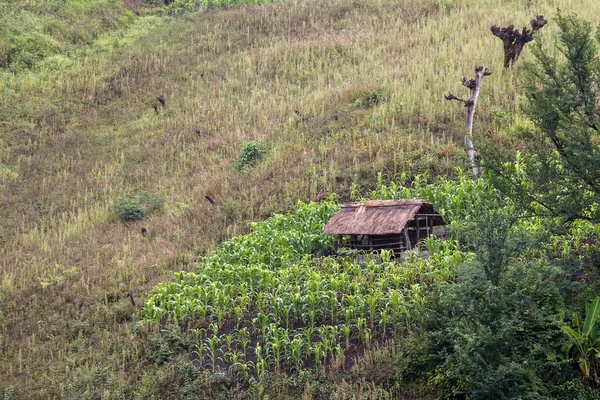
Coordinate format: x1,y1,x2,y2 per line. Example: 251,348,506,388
2,385,16,400
220,198,239,223
0,34,10,68
110,191,166,221
234,141,265,170
162,0,202,16
344,87,388,109
0,164,18,181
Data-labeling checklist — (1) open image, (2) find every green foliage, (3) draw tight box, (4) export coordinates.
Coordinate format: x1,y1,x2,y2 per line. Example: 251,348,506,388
354,89,387,109
0,35,10,68
2,386,16,400
158,0,294,13
396,263,569,399
110,191,166,221
486,12,600,224
367,173,597,396
464,190,518,285
364,171,491,225
220,198,240,223
363,171,521,285
560,296,600,386
234,141,265,170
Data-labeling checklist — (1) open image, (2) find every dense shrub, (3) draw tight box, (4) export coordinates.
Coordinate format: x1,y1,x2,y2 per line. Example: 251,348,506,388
110,191,166,221
234,141,265,170
395,262,575,399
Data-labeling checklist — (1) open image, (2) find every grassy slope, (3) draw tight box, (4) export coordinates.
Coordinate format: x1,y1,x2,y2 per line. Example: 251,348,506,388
1,0,599,397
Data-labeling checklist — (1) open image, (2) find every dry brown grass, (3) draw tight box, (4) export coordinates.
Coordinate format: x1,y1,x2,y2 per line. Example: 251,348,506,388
1,0,600,397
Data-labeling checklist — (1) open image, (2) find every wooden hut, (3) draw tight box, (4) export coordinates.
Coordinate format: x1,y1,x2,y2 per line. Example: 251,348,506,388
322,200,446,253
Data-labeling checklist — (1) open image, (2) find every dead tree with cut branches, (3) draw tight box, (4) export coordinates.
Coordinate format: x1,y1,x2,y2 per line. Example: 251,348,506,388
445,66,491,178
491,15,547,68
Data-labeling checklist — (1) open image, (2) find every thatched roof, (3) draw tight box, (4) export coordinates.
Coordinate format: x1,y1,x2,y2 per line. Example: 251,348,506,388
323,200,446,235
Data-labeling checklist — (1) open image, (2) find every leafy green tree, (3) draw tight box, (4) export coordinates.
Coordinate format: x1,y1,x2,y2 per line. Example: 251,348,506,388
486,13,600,224
464,190,518,285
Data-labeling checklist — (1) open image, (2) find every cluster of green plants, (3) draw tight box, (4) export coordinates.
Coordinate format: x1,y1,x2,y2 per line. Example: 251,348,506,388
234,141,265,170
561,296,600,385
110,191,166,221
140,200,468,383
485,12,600,226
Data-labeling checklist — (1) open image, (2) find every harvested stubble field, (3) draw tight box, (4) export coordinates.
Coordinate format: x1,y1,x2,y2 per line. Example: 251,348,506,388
1,0,600,397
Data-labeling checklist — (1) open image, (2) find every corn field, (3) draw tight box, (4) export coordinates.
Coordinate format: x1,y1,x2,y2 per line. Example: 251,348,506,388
140,201,468,382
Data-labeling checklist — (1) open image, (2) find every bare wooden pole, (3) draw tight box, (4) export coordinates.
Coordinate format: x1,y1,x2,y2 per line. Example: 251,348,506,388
404,229,411,250
445,66,491,178
415,215,420,245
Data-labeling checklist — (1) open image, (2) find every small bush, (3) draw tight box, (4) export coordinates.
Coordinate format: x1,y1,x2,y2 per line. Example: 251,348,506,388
220,198,239,222
344,87,388,109
234,141,265,170
37,54,74,72
110,191,166,221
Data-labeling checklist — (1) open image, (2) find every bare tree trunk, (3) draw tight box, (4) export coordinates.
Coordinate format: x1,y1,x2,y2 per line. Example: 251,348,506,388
445,66,491,178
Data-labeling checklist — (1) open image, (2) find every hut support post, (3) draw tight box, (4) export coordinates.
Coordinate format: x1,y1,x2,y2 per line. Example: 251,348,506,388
404,228,411,250
415,215,420,247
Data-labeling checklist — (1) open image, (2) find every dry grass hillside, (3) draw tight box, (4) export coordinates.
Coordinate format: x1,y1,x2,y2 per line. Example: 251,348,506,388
2,0,600,397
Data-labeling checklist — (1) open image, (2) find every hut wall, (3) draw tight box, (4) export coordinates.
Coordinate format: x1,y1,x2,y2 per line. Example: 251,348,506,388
338,234,408,253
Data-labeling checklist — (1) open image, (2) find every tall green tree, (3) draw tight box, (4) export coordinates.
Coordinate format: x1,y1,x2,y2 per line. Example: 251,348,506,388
486,13,600,224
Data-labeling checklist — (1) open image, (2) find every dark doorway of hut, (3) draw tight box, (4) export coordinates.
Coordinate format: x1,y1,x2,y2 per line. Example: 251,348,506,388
322,200,447,259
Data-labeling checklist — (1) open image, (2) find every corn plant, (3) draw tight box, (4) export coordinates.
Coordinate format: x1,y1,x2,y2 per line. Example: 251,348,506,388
205,335,222,373
313,342,325,371
290,337,304,372
229,360,253,383
341,324,352,349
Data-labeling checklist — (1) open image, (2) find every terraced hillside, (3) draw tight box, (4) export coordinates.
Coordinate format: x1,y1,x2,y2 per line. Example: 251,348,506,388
2,0,600,397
